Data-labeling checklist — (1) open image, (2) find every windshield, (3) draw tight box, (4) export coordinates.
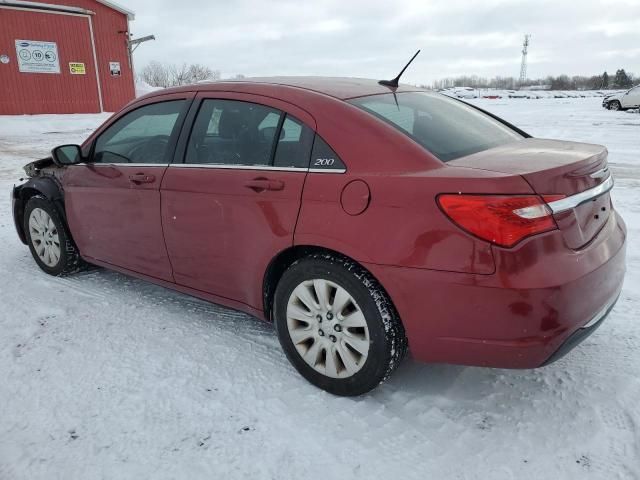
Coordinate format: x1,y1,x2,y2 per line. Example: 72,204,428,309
348,92,523,162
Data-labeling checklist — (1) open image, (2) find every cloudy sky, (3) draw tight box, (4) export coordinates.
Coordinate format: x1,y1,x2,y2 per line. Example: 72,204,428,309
123,0,640,84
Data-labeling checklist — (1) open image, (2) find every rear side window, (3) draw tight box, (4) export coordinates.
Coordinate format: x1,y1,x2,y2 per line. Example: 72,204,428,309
186,99,315,169
94,100,186,164
273,115,314,168
348,92,523,162
310,136,346,171
186,99,282,166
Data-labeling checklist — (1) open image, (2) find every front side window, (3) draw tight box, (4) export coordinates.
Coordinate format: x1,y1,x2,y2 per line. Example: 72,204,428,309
93,100,186,164
186,99,282,166
348,92,523,162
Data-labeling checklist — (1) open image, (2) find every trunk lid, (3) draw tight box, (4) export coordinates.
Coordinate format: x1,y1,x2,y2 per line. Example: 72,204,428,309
449,138,612,249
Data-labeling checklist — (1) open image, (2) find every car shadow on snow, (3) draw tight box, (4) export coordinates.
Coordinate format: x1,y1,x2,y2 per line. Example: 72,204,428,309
34,262,621,409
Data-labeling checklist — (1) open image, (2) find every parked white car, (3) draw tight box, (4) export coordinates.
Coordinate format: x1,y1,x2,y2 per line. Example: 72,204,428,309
602,86,640,111
439,88,475,99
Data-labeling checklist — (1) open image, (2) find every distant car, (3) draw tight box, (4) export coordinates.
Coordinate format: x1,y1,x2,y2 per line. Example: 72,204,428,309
508,91,528,99
441,87,478,99
12,77,627,395
525,91,545,99
482,90,505,99
602,86,640,111
552,91,568,98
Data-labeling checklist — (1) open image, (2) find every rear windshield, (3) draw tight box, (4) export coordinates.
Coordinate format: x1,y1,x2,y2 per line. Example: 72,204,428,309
348,92,523,162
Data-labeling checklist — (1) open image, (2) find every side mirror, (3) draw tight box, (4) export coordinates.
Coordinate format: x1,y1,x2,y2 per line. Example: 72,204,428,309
51,144,83,166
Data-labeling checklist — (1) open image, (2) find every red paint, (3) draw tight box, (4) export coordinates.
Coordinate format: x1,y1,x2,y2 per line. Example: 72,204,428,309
64,163,174,280
340,180,370,216
161,167,307,308
0,0,134,114
53,78,626,368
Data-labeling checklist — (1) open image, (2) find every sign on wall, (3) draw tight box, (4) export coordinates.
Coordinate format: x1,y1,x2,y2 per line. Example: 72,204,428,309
109,61,121,77
15,40,60,74
69,62,86,75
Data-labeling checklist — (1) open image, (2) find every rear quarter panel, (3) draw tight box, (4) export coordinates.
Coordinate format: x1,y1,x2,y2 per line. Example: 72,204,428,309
294,101,536,274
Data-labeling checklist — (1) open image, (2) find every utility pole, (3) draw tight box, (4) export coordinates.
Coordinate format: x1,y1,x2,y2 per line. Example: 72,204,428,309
519,34,530,88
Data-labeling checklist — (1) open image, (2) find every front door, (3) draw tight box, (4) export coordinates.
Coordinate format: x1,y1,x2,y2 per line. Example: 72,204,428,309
64,96,191,281
161,94,316,310
622,86,640,108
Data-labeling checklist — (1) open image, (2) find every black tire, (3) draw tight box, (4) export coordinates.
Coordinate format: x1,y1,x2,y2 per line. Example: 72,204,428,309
273,253,407,396
609,100,621,111
23,195,85,276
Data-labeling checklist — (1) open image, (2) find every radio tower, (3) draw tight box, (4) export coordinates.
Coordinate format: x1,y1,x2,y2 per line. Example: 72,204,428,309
519,34,531,87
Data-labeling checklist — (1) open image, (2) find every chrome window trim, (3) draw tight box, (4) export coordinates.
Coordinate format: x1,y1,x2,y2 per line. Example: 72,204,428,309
547,175,614,214
308,168,347,174
170,164,307,172
168,164,346,173
74,163,169,167
73,162,347,173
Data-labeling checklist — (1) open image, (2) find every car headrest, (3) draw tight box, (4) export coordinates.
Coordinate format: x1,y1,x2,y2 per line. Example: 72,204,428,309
218,109,244,139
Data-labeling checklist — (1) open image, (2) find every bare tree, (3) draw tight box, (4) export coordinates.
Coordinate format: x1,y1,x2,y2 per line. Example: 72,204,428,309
189,64,221,83
140,60,171,88
140,62,221,87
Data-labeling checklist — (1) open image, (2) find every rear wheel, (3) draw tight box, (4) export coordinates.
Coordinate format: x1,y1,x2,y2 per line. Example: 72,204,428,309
273,254,407,396
23,196,85,276
609,100,621,111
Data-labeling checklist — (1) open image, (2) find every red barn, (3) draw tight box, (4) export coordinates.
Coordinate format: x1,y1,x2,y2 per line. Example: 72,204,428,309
0,0,136,114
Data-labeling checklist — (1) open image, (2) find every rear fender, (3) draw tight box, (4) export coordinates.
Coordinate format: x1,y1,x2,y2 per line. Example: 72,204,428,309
13,176,66,245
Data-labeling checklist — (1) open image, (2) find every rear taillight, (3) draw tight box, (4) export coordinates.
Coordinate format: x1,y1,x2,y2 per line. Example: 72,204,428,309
437,194,558,248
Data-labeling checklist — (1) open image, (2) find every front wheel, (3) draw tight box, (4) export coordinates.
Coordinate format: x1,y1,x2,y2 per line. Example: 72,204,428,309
609,101,621,111
273,254,407,396
23,196,85,276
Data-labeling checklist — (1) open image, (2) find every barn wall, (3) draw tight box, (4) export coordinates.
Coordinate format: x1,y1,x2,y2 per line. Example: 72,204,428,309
0,0,135,114
0,8,101,114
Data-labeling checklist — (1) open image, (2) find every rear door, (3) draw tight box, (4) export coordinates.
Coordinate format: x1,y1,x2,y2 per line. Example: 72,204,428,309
64,94,193,280
161,93,316,310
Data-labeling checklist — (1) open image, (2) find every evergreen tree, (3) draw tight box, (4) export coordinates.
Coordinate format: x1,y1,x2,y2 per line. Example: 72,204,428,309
613,69,632,88
602,71,609,89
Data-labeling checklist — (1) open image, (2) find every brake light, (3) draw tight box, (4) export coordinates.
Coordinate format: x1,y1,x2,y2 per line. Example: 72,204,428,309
437,194,558,248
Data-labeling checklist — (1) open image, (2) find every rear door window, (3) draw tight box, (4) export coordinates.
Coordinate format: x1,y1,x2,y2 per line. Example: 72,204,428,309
186,99,281,166
186,99,314,169
273,115,314,168
349,92,523,162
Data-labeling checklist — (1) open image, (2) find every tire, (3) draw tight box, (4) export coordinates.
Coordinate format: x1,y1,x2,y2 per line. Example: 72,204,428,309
23,195,85,276
273,253,408,396
609,101,621,111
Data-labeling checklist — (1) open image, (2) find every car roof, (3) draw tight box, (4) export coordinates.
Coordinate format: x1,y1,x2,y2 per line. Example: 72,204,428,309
152,76,425,101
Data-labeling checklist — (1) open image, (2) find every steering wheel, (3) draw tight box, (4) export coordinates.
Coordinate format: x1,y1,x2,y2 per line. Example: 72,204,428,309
128,135,170,164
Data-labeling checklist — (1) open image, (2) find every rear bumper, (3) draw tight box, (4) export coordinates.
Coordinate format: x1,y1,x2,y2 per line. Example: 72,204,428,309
541,293,618,366
365,210,627,368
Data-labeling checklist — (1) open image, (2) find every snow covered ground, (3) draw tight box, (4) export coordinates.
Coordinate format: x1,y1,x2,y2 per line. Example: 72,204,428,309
0,97,639,480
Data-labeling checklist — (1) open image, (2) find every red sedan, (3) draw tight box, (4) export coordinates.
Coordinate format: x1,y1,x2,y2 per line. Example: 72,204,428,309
12,78,626,395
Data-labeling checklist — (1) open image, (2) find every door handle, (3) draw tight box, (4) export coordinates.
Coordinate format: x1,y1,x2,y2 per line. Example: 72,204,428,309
244,177,285,192
129,173,156,184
